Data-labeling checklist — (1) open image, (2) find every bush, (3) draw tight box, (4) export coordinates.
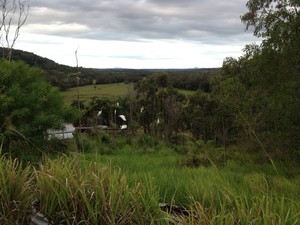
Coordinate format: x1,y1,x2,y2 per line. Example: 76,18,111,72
179,140,227,168
0,60,77,151
134,134,161,153
75,132,128,155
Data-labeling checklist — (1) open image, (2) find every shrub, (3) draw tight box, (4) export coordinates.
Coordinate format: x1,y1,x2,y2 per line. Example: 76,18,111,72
0,60,77,151
134,134,161,153
179,140,227,168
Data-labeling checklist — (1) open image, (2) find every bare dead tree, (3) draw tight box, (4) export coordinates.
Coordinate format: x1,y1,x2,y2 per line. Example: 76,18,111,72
0,0,29,60
75,45,82,127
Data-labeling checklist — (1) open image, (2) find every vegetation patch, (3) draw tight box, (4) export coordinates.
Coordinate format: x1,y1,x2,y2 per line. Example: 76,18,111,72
1,140,300,224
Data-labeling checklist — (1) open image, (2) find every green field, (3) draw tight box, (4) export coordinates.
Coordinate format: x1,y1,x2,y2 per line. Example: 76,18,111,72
62,83,195,105
62,83,132,104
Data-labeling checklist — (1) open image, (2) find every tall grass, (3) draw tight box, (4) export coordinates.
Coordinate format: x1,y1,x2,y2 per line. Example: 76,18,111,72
85,147,300,203
1,134,300,224
0,154,167,224
35,155,165,224
0,154,33,225
81,133,300,224
181,194,300,225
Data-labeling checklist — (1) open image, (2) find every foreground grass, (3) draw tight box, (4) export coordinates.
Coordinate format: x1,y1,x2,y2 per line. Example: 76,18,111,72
0,156,33,225
0,154,165,225
84,147,300,202
79,134,300,224
1,134,300,224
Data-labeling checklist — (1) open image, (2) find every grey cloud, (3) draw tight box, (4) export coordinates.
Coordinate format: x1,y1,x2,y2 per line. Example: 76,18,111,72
27,0,252,44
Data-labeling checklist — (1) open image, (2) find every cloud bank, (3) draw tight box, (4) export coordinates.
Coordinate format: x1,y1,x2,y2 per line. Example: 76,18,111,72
26,0,251,43
16,0,259,68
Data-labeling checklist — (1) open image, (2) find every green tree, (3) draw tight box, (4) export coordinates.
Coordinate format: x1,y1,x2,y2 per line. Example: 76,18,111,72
77,95,130,130
134,73,185,141
0,60,76,148
243,0,300,150
241,0,300,51
184,90,216,141
215,0,300,153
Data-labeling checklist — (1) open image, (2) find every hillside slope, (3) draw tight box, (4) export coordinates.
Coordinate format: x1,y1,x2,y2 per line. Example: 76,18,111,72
1,48,219,91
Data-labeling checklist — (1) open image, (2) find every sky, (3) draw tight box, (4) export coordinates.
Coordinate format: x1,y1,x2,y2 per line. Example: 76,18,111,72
12,0,260,69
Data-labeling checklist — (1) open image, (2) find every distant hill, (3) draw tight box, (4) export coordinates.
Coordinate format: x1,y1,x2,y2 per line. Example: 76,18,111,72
5,48,73,72
2,48,220,92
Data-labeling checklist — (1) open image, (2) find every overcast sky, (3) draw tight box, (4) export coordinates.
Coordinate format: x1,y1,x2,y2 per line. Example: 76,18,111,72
14,0,260,69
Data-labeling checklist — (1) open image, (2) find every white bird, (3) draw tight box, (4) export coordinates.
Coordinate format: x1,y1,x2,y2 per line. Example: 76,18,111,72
140,106,144,113
97,110,102,116
120,124,127,130
119,115,127,121
157,118,160,124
